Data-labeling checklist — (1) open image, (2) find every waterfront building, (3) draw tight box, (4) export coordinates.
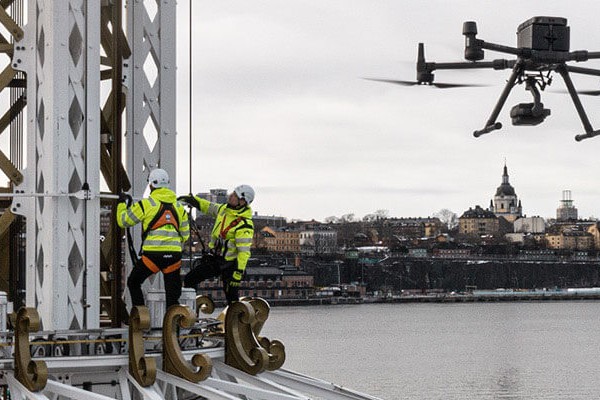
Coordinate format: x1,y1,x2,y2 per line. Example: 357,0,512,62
196,188,228,204
387,217,443,239
408,248,428,258
256,226,301,253
562,230,594,250
544,232,562,249
545,223,595,250
587,222,600,249
299,225,338,255
253,213,288,229
514,216,546,233
195,265,314,302
490,163,522,222
459,205,499,236
433,248,471,258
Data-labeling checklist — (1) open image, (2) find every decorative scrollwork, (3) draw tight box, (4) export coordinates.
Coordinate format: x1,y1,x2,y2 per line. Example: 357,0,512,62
163,305,212,382
14,307,48,392
258,337,286,371
245,297,270,336
195,295,215,315
245,297,286,371
224,301,269,375
128,306,156,387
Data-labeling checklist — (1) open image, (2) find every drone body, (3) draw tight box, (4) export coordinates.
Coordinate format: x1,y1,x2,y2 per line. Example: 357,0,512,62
367,16,600,141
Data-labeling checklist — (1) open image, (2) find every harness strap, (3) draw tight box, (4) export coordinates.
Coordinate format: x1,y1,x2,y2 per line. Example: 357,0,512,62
141,255,160,273
142,201,181,242
163,260,182,274
140,255,181,274
219,216,244,239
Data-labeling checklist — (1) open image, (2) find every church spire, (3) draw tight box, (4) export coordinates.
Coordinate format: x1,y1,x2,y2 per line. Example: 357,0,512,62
493,161,522,221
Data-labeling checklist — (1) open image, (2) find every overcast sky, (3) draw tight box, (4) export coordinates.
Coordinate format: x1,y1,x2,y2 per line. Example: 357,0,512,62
174,1,600,222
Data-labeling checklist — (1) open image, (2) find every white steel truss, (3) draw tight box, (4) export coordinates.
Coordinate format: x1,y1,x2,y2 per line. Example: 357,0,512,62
125,0,177,294
14,0,101,330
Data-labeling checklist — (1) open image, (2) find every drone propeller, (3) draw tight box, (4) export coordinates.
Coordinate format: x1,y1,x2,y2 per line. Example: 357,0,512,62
363,77,485,89
574,89,600,96
553,88,600,96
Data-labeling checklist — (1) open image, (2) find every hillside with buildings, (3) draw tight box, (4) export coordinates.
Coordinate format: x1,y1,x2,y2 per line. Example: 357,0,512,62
178,165,600,303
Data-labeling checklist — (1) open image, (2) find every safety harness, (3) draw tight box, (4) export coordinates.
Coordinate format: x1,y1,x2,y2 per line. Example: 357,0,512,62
213,216,250,256
142,202,181,242
125,200,183,274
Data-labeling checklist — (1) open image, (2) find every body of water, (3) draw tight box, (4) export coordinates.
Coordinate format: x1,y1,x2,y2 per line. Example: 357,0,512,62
260,302,600,399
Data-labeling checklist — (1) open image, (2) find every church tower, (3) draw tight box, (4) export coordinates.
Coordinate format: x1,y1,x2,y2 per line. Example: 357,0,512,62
491,163,522,222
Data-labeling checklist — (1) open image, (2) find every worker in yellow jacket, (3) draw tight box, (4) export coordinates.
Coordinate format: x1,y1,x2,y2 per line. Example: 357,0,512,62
178,185,254,305
116,168,190,308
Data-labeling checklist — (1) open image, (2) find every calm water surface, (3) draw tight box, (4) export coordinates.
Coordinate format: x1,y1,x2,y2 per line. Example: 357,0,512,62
260,302,600,400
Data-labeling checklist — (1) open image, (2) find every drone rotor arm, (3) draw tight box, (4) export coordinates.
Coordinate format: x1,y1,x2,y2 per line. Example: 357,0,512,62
432,59,515,71
564,65,600,77
479,40,523,57
582,51,600,60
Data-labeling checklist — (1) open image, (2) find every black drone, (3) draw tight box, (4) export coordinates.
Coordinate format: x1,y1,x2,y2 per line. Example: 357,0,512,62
367,17,600,141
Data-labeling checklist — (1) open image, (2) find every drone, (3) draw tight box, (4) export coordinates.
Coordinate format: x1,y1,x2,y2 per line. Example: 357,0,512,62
367,16,600,141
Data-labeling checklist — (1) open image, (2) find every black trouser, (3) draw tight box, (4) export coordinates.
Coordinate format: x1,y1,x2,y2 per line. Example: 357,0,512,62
127,251,182,308
184,254,239,305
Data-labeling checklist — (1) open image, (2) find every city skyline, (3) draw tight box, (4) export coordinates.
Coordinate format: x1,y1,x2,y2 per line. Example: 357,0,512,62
174,1,600,222
221,164,586,223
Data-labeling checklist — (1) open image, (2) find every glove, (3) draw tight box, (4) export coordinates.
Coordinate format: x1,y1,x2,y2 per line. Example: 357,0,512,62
118,192,132,205
229,269,243,288
178,193,200,209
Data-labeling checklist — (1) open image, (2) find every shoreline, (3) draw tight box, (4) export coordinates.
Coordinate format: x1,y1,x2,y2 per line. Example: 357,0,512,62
213,292,600,307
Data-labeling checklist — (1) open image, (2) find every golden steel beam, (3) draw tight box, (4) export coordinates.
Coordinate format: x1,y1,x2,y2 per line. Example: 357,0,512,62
0,0,17,10
97,0,132,327
100,91,130,192
0,93,25,135
0,65,16,91
0,6,22,41
0,209,15,241
0,149,22,184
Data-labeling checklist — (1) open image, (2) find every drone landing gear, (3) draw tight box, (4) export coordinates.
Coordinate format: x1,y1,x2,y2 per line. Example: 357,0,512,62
557,65,600,141
473,122,502,137
473,62,523,137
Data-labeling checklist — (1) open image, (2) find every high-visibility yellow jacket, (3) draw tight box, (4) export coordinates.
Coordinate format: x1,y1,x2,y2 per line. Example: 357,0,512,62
193,196,254,271
117,188,190,253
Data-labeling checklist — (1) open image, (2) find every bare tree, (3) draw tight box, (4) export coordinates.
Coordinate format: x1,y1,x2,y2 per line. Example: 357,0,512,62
363,214,377,222
375,209,389,219
340,213,356,223
324,216,339,224
433,208,458,230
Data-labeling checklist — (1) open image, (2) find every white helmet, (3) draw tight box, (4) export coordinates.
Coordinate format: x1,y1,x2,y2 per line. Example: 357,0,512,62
148,168,170,188
234,184,255,204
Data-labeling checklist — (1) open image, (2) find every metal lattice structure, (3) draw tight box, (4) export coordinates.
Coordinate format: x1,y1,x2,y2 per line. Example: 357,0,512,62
0,1,384,399
124,0,177,305
14,0,101,331
126,0,177,196
4,0,176,330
